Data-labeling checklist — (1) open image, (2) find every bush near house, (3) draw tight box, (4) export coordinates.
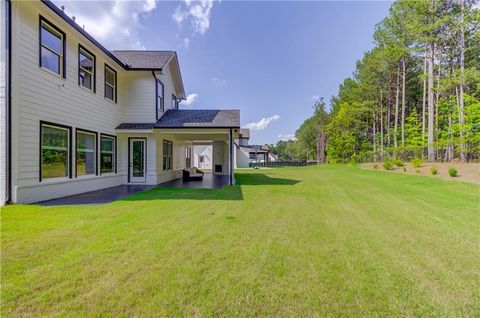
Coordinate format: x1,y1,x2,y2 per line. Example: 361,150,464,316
430,167,438,175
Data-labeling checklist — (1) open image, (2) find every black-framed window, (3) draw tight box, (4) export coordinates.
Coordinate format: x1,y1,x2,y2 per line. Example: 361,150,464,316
104,64,117,102
172,94,178,110
76,129,97,177
100,134,116,174
163,140,173,171
40,122,71,180
156,80,164,119
39,17,65,77
78,45,95,92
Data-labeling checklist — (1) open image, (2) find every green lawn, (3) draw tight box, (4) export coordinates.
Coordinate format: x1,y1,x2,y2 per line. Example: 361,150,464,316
2,166,479,317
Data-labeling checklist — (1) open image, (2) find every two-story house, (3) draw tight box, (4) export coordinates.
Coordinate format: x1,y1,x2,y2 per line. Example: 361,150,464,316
1,0,240,205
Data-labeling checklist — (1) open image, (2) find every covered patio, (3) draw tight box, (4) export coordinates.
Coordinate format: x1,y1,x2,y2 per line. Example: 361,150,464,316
116,109,240,188
38,173,230,206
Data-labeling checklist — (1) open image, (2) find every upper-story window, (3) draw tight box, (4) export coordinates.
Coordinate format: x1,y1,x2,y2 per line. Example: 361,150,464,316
78,45,95,92
156,80,164,119
40,17,65,77
172,94,178,110
104,64,117,102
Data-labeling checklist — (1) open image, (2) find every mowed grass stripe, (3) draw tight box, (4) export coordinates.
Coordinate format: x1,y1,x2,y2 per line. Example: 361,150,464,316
2,166,479,316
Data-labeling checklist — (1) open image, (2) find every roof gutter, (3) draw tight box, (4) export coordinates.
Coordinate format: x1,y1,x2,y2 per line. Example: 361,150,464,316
41,0,165,73
40,0,128,69
4,0,12,204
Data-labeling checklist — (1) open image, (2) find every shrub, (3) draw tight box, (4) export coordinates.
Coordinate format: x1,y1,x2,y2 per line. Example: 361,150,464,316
430,167,438,175
403,167,407,172
393,159,404,167
448,168,458,177
383,161,394,170
412,158,424,168
373,164,378,169
416,169,420,173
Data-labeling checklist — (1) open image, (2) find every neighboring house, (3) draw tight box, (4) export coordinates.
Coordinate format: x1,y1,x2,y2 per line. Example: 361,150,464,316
0,0,240,205
235,129,251,168
235,129,273,167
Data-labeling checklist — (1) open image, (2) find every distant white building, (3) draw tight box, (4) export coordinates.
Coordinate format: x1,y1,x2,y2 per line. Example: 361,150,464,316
235,129,274,167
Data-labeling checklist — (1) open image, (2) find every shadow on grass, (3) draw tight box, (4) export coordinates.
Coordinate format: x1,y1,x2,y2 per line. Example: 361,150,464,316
235,173,301,186
122,173,300,202
122,186,244,201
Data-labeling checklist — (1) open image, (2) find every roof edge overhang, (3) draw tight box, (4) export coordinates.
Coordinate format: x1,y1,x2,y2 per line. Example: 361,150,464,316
154,126,240,129
41,1,177,75
166,53,186,100
41,0,127,69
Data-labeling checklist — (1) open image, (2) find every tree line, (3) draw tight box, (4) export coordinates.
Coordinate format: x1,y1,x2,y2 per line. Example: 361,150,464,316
270,0,479,163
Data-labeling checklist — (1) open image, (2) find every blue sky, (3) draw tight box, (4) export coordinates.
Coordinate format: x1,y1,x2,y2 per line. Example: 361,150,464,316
55,0,391,145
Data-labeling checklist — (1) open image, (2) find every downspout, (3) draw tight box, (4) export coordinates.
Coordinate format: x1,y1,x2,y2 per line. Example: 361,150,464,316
229,128,234,186
152,71,158,120
3,0,12,204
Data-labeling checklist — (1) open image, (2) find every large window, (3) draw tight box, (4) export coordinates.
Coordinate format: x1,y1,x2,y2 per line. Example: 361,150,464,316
104,65,117,102
40,122,71,180
163,140,173,171
172,94,178,110
76,130,97,176
78,45,95,91
40,17,65,77
157,80,164,119
100,135,116,174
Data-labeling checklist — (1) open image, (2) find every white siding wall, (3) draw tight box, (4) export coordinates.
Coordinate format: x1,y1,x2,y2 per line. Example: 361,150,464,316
0,0,7,205
9,2,183,203
236,146,250,168
119,64,179,122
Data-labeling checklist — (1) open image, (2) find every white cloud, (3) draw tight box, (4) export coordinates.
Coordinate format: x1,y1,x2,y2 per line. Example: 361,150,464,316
243,115,280,131
172,0,215,35
184,38,190,48
311,95,320,101
53,0,157,50
183,93,199,106
211,77,226,85
278,134,297,141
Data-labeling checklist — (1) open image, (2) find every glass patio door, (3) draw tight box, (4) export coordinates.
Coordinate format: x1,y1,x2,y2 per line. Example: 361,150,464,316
129,139,146,183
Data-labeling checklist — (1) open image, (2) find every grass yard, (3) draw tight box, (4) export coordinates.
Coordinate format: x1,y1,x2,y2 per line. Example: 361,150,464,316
2,166,479,317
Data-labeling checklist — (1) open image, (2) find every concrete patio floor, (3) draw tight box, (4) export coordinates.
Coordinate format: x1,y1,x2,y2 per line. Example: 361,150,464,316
38,173,230,206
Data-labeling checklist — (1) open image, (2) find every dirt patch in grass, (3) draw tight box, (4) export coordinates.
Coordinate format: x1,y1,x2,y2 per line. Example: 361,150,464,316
362,162,480,184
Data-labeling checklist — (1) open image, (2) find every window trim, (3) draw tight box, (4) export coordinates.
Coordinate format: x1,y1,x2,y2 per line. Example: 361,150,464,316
163,139,173,171
128,137,147,183
100,133,117,175
75,128,98,178
78,44,96,92
39,16,66,78
104,64,117,103
39,121,72,182
156,79,164,120
172,94,178,110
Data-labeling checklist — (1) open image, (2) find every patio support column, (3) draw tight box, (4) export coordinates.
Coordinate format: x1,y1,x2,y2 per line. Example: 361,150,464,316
229,129,234,185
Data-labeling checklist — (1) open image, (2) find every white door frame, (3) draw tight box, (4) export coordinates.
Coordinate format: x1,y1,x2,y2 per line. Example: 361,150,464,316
129,138,147,183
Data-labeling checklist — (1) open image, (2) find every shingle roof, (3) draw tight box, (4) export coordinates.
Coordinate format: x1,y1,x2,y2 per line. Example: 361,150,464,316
115,123,155,130
155,109,240,128
239,128,250,139
116,109,240,130
111,51,175,70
